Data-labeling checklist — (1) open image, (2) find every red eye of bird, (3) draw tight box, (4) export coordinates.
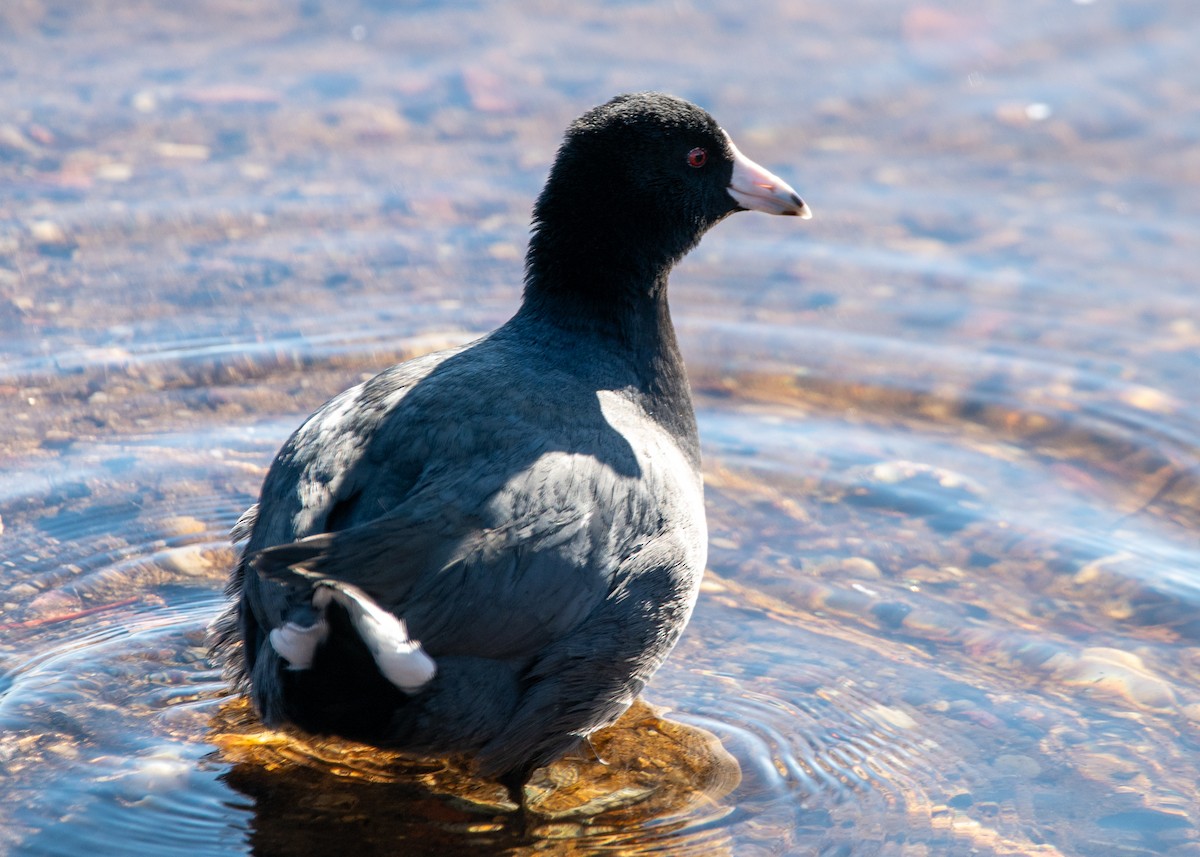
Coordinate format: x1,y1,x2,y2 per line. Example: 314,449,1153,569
686,147,707,168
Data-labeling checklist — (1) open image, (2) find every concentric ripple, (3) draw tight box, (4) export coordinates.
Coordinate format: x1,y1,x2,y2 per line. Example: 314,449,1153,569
5,277,1200,854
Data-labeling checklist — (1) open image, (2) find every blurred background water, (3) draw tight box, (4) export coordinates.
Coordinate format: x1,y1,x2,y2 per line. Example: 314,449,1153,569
1,1,1199,854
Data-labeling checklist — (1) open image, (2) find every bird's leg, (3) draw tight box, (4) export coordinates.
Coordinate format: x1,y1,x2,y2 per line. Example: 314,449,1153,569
498,765,533,811
498,765,541,839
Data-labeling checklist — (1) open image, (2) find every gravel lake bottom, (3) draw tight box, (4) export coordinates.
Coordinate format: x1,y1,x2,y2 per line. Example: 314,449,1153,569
2,1,1199,854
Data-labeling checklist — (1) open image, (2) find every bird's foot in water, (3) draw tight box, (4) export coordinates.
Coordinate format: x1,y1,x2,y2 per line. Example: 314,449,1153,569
498,766,532,810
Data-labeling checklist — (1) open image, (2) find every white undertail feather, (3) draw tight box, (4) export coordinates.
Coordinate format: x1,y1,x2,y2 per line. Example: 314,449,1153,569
268,581,437,693
269,619,330,670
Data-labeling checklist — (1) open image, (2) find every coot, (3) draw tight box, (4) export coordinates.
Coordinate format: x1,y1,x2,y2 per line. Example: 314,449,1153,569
213,92,809,799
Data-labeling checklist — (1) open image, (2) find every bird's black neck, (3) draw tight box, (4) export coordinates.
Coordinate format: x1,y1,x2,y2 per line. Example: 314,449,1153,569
511,247,700,463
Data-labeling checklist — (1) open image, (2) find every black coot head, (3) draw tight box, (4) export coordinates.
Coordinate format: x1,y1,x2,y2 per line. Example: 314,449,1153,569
526,92,808,293
558,93,740,227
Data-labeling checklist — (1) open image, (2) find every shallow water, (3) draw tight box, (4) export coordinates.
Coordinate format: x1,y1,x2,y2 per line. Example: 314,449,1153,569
2,1,1199,854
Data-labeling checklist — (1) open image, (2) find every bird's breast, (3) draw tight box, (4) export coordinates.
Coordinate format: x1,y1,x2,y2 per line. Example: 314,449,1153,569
595,389,707,568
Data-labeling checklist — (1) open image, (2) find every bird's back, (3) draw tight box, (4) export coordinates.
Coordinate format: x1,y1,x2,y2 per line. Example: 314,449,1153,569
216,323,706,769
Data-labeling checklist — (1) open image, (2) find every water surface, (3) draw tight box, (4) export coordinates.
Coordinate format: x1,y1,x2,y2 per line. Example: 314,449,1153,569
2,1,1199,854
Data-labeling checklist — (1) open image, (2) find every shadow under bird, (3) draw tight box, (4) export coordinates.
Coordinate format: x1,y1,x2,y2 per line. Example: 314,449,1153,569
213,91,810,802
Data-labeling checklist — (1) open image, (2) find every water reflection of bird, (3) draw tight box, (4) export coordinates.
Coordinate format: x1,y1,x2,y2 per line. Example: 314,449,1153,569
212,91,809,804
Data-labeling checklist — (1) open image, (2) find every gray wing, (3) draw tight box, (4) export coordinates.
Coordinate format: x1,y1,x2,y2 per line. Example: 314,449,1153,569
246,347,465,550
220,350,452,664
249,444,642,659
235,338,670,661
